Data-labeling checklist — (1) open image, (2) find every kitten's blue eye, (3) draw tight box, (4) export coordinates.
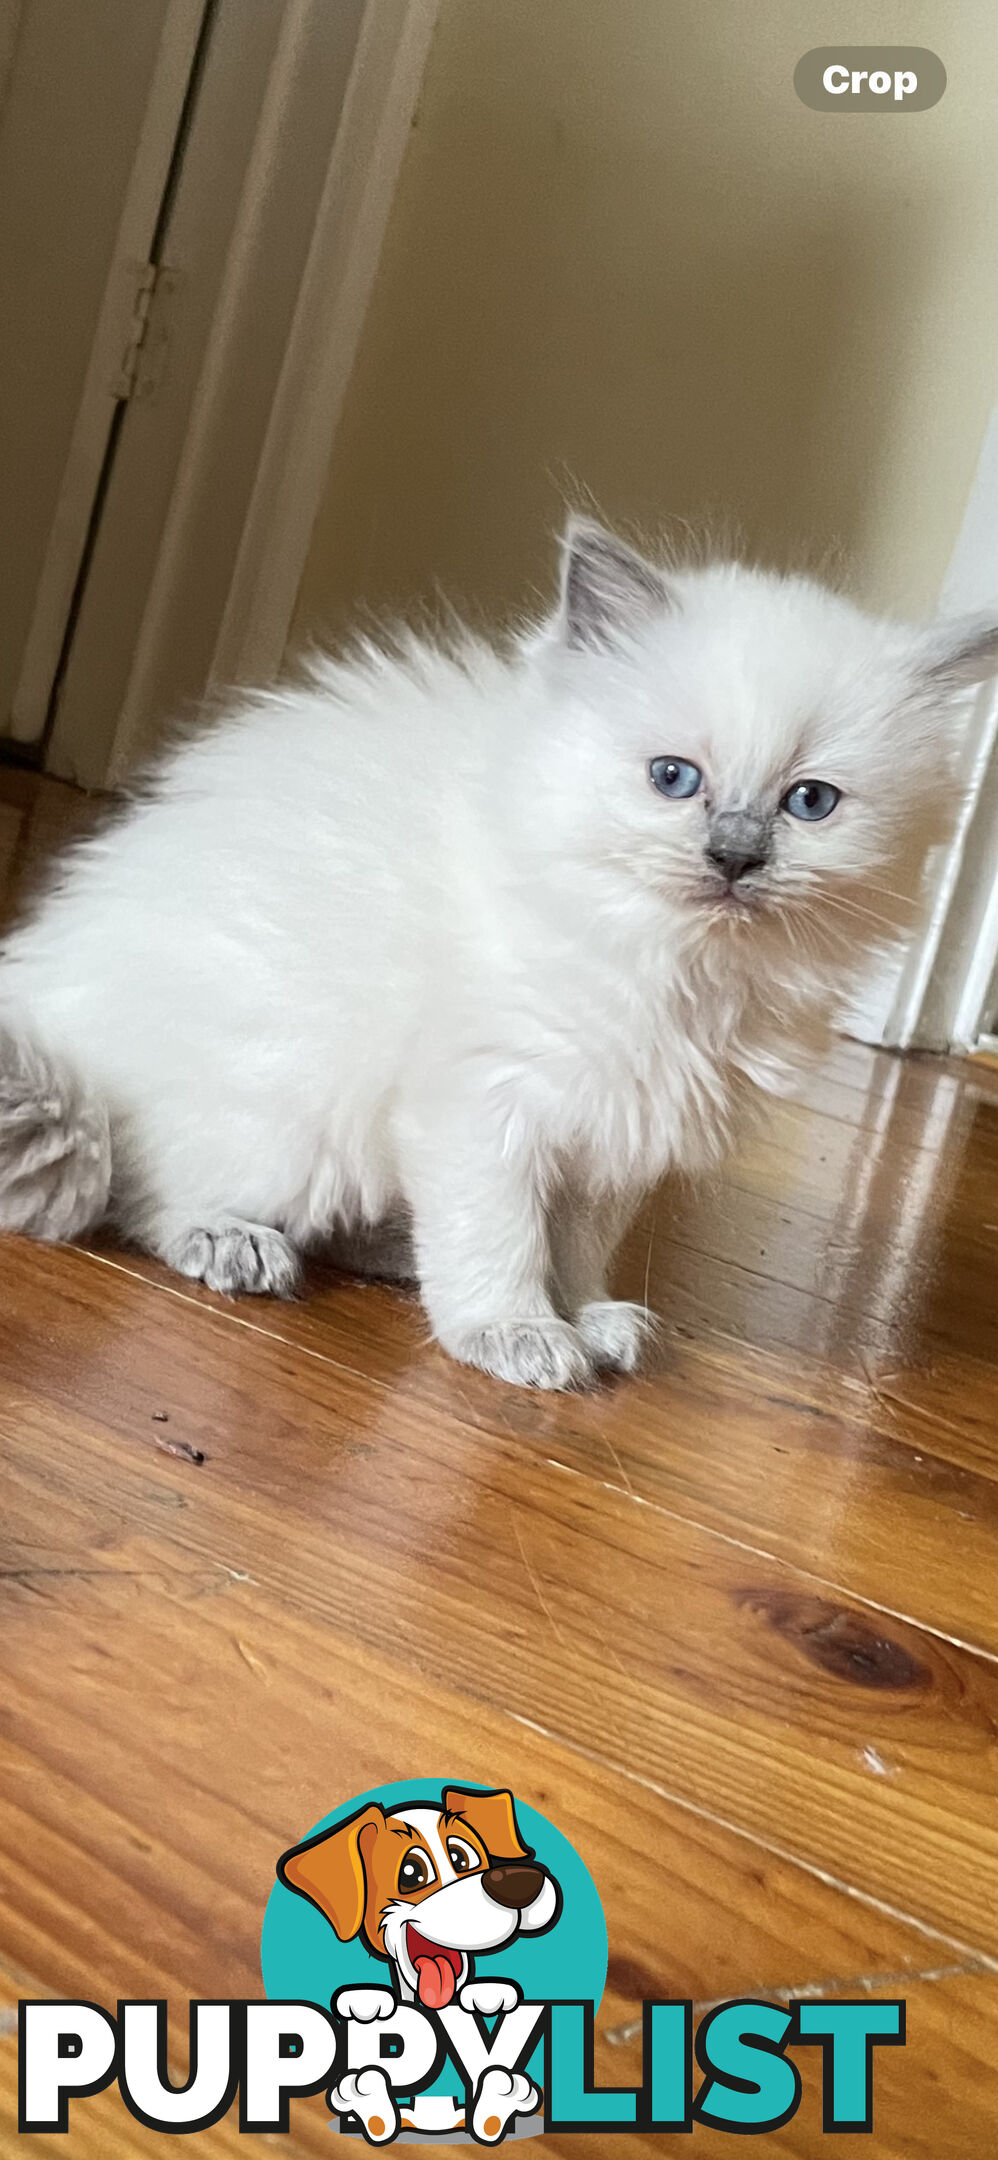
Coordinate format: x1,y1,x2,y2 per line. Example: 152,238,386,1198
649,757,702,800
782,780,841,823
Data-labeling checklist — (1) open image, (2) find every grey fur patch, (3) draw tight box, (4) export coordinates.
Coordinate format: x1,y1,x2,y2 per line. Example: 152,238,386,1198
923,614,998,690
0,1026,110,1240
331,1208,417,1283
164,1220,302,1298
706,806,773,877
560,517,672,651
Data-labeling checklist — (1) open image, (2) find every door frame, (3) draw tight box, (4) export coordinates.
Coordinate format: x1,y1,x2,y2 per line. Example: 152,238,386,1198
861,402,998,1056
5,0,212,749
40,0,439,787
210,0,440,696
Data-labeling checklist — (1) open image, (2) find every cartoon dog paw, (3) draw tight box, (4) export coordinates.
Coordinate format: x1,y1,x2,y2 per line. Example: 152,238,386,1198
458,1979,522,2017
329,2066,399,2144
333,1985,397,2023
472,2067,540,2142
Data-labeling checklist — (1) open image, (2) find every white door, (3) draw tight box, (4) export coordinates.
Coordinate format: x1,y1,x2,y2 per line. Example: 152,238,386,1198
44,0,367,789
0,0,211,751
0,0,436,790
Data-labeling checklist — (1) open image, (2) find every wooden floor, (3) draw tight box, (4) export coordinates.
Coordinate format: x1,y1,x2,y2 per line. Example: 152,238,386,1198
2,768,998,2154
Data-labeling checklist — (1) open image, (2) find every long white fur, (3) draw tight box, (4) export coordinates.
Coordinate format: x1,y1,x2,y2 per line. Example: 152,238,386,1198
0,518,994,1388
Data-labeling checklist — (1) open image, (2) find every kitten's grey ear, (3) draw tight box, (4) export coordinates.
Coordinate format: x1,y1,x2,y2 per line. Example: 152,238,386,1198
559,518,672,650
919,615,998,692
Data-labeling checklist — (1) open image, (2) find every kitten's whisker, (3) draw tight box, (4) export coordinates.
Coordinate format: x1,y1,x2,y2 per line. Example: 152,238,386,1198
817,895,896,929
808,892,912,937
857,880,924,911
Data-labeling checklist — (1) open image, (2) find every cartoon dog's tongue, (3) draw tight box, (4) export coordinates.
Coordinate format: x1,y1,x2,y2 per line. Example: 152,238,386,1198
414,1953,456,2008
408,1926,462,2008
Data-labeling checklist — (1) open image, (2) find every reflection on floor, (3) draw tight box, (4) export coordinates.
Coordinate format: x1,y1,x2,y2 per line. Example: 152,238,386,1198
2,767,998,2155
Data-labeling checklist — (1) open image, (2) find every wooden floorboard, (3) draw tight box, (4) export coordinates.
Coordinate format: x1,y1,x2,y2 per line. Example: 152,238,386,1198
1,769,997,2152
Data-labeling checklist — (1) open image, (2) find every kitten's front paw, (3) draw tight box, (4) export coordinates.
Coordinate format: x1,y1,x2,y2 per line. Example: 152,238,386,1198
165,1221,301,1298
577,1299,658,1374
447,1317,594,1391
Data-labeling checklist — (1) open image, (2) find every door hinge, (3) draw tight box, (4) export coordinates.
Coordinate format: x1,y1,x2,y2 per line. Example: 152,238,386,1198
112,260,165,402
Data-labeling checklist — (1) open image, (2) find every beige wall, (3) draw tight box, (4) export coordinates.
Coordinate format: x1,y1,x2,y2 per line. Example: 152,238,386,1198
294,0,998,649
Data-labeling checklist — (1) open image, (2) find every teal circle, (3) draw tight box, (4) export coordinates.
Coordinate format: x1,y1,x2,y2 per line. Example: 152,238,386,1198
261,1778,607,2013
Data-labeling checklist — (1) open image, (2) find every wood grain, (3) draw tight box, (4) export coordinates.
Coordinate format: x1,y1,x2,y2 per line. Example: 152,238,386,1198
2,769,998,2153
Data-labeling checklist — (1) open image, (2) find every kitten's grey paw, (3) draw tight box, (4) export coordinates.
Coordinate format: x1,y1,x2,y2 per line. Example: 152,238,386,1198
447,1317,594,1391
165,1221,301,1298
577,1299,657,1373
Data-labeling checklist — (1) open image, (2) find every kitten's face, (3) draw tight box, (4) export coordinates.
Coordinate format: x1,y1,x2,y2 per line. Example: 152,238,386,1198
539,521,998,953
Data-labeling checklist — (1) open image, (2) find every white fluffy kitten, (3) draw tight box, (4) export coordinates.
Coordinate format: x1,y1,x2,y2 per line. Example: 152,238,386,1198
1,518,995,1389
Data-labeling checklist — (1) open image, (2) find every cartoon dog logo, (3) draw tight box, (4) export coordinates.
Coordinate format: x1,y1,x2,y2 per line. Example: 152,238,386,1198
278,1785,562,2140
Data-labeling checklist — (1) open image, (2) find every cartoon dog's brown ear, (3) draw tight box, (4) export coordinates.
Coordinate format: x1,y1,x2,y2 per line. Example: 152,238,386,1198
443,1787,531,1862
277,1803,385,1939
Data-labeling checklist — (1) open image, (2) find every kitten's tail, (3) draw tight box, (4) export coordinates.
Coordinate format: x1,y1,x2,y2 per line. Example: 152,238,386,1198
0,1022,111,1241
